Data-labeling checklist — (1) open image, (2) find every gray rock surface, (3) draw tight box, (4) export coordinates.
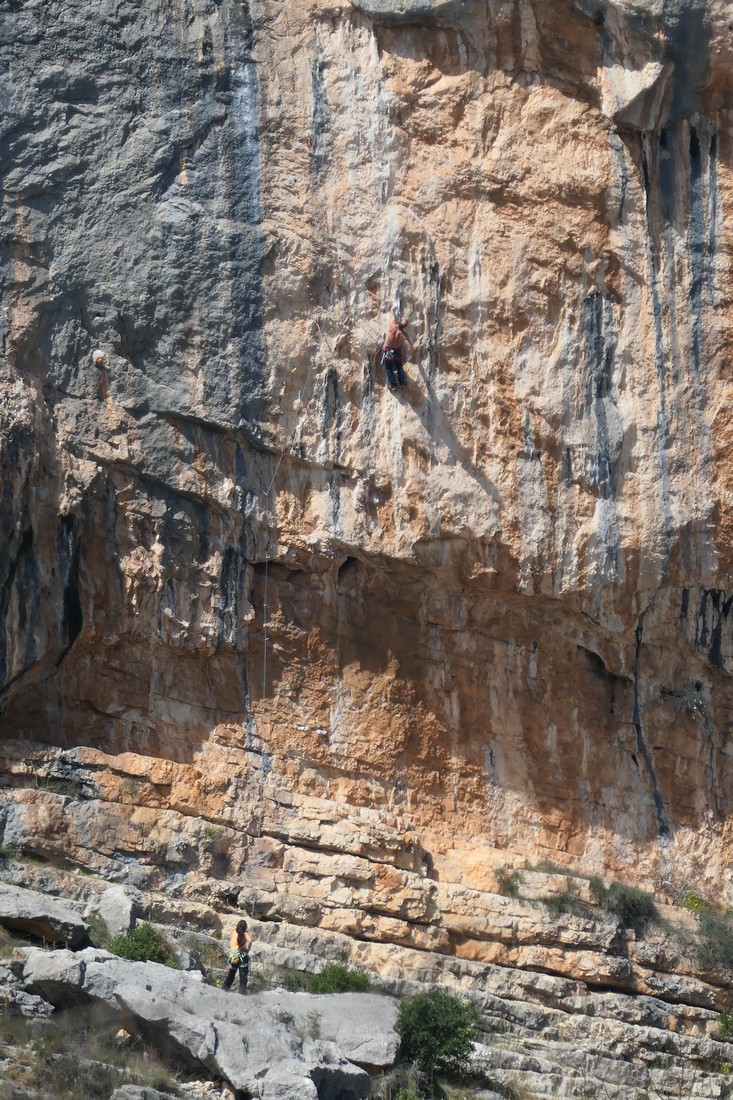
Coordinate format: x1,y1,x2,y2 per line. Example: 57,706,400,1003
110,1089,177,1100
16,947,380,1099
349,0,469,21
90,886,146,938
256,990,399,1069
0,0,267,750
0,883,88,947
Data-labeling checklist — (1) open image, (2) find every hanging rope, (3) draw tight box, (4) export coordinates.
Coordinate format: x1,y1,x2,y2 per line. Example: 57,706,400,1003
244,310,395,919
248,319,338,860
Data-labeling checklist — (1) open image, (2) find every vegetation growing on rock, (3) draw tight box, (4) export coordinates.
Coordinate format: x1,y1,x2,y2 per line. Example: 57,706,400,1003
306,961,370,993
590,880,659,933
396,989,478,1094
108,923,176,967
697,910,733,973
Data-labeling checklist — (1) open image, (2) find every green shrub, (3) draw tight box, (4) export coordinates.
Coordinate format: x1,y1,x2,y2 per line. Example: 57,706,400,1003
108,923,176,967
306,962,369,994
396,989,478,1094
681,891,703,911
698,911,733,973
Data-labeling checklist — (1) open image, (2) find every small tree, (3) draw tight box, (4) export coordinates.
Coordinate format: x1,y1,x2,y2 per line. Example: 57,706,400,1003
396,988,478,1095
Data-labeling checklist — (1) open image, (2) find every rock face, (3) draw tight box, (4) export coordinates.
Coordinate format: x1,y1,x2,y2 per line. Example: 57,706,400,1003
2,0,733,1040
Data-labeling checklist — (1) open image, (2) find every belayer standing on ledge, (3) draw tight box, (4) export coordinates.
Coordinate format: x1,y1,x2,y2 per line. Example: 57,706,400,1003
223,918,253,994
381,316,414,393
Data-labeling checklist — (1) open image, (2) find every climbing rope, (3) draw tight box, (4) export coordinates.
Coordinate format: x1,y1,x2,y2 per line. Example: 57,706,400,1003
244,308,399,919
248,319,337,864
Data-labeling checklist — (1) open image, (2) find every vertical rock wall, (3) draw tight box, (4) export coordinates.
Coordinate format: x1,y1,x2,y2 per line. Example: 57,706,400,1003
2,0,733,920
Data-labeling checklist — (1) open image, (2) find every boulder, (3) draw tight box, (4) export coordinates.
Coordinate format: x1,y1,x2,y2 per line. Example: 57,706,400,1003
90,886,146,939
0,883,88,947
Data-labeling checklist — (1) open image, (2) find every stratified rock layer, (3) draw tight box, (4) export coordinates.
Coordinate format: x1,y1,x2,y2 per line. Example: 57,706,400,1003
2,869,733,1099
2,0,733,1000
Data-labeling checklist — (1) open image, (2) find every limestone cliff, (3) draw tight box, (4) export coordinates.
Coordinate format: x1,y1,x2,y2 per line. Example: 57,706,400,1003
2,0,733,990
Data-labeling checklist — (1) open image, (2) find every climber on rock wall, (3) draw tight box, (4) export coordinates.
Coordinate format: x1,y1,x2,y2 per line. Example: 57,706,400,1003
223,918,253,994
381,315,414,393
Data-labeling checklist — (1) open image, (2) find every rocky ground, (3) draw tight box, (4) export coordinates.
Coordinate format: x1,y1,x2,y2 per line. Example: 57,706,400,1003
1,865,733,1098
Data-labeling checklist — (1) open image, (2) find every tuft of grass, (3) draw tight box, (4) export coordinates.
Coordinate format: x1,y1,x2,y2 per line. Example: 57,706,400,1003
306,1010,322,1039
530,859,568,876
108,923,177,967
589,879,658,933
372,1065,424,1100
499,1080,539,1100
539,889,594,919
280,967,310,992
698,910,733,973
1,847,49,866
247,967,272,993
36,775,82,799
306,962,369,994
85,913,111,949
0,1013,35,1047
242,965,311,993
183,932,223,972
0,925,26,956
27,1053,123,1099
496,867,522,898
0,1007,179,1098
